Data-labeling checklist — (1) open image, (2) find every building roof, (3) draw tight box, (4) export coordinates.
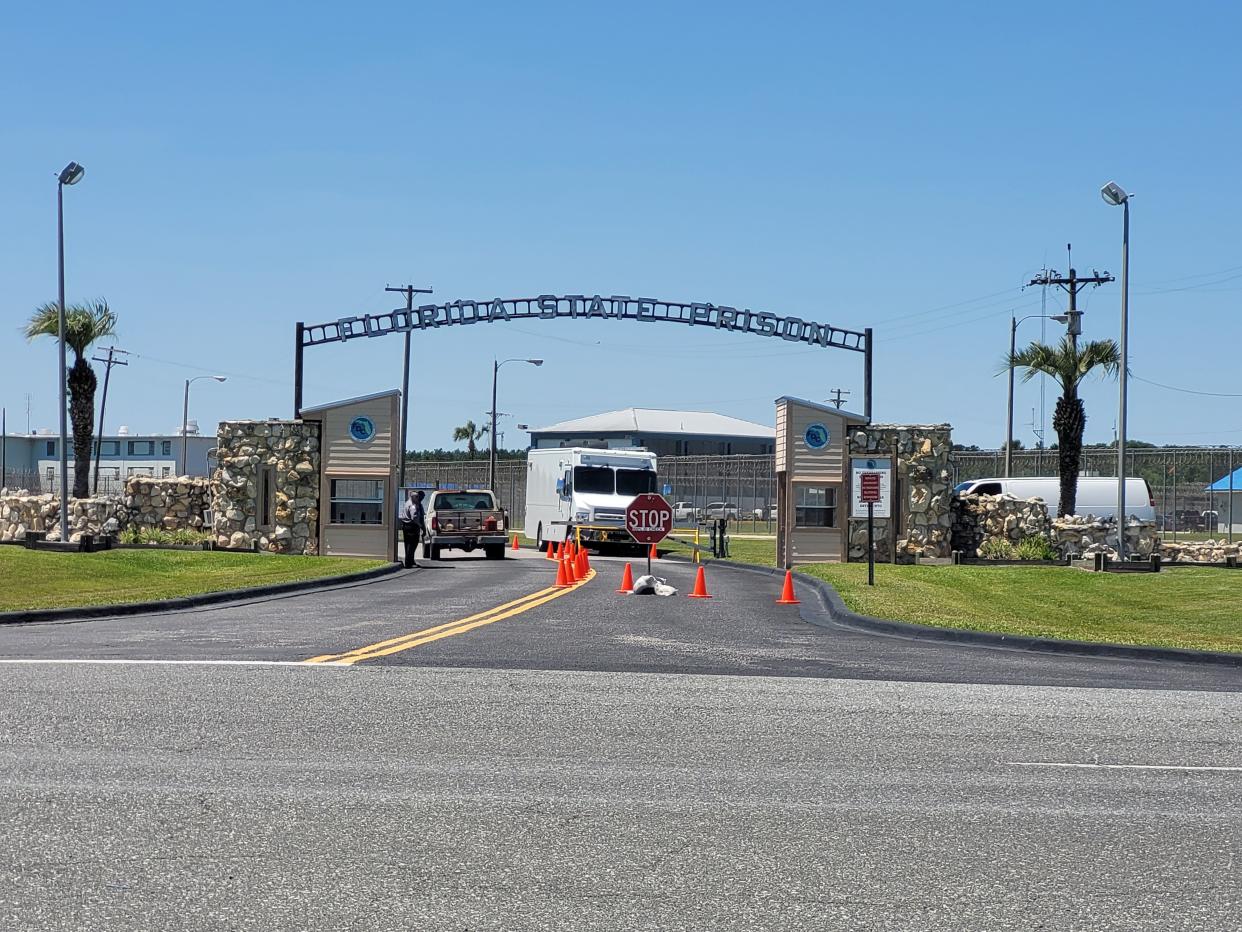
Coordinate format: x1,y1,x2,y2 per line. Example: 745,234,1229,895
300,389,401,416
775,396,870,423
530,407,774,439
1207,466,1242,492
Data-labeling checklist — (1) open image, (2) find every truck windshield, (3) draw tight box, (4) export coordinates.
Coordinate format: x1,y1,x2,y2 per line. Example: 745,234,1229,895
574,467,615,494
616,469,657,496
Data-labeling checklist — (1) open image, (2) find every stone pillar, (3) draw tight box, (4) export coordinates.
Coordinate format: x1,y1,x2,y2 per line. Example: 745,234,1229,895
212,420,321,555
849,424,954,560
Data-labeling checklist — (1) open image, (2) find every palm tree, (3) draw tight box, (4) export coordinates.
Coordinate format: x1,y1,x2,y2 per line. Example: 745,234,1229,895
25,299,118,499
451,420,487,459
1007,335,1120,517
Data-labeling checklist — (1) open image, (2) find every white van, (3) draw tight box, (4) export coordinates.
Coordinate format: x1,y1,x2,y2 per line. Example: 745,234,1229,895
954,476,1156,521
525,447,659,549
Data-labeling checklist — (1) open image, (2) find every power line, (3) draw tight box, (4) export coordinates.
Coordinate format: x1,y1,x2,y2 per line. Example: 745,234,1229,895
1132,375,1242,398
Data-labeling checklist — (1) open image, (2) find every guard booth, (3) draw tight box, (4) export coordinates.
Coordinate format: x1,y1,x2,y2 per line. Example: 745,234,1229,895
774,396,869,568
300,390,401,561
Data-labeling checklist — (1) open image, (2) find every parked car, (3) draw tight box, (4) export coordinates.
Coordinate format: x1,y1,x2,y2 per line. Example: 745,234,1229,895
752,503,777,520
423,488,508,560
704,502,740,520
672,501,699,522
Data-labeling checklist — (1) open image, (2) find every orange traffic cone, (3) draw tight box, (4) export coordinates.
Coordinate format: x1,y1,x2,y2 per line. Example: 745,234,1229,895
776,570,800,605
649,542,659,561
577,546,591,577
688,565,712,599
554,555,571,588
557,539,566,562
616,562,635,594
546,541,556,560
564,553,579,583
511,533,520,551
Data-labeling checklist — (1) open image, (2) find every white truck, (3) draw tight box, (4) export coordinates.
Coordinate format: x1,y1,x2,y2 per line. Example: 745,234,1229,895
524,447,659,550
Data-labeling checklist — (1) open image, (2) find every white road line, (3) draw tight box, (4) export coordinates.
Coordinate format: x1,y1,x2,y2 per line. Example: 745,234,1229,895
0,659,350,667
1008,762,1242,772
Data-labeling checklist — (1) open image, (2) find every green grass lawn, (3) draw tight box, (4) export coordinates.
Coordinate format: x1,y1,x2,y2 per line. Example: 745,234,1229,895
0,547,388,612
802,563,1242,655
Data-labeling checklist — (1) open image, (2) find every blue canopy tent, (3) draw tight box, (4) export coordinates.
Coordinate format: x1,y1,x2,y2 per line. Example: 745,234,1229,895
1205,466,1241,534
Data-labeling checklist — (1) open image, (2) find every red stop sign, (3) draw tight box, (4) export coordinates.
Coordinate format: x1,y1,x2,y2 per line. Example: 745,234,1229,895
626,493,674,544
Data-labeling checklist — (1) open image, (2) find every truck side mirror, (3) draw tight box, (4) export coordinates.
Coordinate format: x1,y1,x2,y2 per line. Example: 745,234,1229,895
556,479,565,495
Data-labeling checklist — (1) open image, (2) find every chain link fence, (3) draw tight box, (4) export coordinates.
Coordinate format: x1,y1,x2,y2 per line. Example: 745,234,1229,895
408,446,1241,539
405,455,780,534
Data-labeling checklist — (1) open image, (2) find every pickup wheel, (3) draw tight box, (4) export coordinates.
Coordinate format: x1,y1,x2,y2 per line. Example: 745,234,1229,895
484,544,505,560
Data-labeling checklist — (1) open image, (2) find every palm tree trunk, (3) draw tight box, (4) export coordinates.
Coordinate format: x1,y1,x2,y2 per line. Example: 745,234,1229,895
1052,391,1086,517
67,358,97,499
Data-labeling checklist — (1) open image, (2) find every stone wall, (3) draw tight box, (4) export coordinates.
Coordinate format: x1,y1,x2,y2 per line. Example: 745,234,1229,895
951,493,1051,556
1050,515,1158,559
1160,539,1241,562
0,492,125,542
848,424,954,560
212,420,321,554
124,477,211,531
1,475,211,543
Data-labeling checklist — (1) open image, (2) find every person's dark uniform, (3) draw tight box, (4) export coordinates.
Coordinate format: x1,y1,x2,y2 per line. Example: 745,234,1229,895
400,490,426,568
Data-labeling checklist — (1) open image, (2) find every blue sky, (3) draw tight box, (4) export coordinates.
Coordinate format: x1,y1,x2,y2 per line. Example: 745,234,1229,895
2,1,1239,451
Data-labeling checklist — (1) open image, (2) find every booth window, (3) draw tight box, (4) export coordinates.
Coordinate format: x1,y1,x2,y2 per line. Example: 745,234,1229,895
794,486,837,528
330,478,385,525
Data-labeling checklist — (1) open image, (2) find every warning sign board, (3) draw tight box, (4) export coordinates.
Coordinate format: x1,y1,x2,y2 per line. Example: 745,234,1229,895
851,458,892,518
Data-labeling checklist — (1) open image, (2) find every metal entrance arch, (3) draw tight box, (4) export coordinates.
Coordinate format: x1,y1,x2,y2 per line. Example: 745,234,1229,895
295,291,874,416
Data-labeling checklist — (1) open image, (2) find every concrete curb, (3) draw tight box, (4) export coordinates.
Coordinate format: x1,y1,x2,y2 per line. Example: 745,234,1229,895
0,562,403,626
702,558,1242,669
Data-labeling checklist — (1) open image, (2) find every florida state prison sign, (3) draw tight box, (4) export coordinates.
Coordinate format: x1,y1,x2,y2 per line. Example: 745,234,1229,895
301,294,867,353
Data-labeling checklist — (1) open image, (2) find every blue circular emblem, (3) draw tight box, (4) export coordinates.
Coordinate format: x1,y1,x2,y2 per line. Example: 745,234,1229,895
804,422,831,450
349,416,376,443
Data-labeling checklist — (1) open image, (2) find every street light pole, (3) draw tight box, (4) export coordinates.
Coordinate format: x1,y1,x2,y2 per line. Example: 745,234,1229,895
489,358,543,491
182,376,226,476
1006,316,1017,478
55,161,84,542
1102,181,1132,558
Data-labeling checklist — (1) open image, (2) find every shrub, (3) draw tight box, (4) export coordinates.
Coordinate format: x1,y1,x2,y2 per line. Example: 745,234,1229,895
1015,535,1056,561
977,538,1016,560
116,526,211,547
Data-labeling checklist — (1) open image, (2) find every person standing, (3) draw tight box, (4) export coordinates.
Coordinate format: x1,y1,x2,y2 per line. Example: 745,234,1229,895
400,489,426,568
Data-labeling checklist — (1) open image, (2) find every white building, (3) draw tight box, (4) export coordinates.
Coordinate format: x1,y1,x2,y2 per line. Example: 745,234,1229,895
2,426,216,494
528,408,775,457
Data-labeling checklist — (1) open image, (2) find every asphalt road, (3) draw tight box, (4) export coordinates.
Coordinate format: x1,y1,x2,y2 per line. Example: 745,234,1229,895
1,549,1238,691
2,550,1239,929
0,664,1238,931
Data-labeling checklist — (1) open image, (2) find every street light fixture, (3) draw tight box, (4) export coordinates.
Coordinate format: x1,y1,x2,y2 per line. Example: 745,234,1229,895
55,161,84,543
1005,313,1069,478
182,376,226,476
491,359,543,491
1101,180,1132,557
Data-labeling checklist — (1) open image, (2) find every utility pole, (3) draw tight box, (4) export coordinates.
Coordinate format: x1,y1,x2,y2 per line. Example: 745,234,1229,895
827,388,850,409
1027,245,1113,352
385,284,433,494
90,346,129,494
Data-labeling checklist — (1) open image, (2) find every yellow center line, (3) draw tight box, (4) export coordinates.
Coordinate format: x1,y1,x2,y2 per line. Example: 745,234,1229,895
304,569,596,666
